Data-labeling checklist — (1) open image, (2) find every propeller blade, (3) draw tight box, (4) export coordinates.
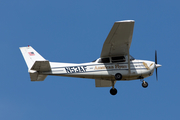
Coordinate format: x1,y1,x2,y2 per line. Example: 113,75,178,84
155,50,157,64
155,50,158,81
156,68,158,81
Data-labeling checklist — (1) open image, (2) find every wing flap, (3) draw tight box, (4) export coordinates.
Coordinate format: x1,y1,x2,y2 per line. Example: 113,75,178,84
29,71,47,81
95,79,116,87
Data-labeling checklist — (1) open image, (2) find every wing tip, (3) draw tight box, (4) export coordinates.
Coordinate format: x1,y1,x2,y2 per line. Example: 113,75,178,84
19,46,32,49
115,20,135,23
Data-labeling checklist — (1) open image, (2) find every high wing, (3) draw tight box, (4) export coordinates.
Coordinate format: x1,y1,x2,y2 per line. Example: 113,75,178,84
101,20,135,58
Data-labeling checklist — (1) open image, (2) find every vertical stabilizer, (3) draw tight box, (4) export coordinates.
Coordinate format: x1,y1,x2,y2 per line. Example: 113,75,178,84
19,46,46,69
20,46,48,81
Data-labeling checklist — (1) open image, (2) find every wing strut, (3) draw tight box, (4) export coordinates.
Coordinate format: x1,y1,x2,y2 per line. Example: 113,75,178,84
127,44,131,74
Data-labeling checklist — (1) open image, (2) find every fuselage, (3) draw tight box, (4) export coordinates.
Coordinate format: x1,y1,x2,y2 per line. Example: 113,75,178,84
41,58,156,81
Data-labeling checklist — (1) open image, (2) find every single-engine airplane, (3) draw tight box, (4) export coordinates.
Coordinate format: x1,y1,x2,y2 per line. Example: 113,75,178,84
20,20,161,95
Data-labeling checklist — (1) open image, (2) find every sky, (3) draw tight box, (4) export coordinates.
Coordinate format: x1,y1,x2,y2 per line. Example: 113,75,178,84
0,0,180,119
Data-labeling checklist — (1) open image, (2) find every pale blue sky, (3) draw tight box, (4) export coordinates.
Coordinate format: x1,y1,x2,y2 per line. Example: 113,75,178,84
0,0,180,119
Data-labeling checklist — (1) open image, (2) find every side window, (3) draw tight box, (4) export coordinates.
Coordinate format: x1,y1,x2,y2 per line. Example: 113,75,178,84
98,58,110,63
111,56,125,63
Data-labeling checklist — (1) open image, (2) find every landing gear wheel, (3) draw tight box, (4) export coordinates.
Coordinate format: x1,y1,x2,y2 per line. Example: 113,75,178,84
110,88,117,95
142,81,148,88
115,73,122,80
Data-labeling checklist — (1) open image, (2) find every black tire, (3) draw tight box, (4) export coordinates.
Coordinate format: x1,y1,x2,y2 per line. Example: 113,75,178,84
142,81,148,88
115,73,122,80
110,88,117,95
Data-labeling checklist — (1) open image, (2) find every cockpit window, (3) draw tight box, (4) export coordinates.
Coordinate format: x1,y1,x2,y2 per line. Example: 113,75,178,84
98,58,110,63
95,55,135,63
111,56,125,63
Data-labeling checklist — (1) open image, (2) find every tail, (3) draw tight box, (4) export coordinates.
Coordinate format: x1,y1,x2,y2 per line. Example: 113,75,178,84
19,46,51,81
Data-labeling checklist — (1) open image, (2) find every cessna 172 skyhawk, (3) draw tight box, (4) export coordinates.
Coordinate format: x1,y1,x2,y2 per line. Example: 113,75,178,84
20,20,161,95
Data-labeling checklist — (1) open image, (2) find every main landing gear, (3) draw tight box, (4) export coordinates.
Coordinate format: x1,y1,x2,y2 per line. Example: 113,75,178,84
110,88,117,95
109,73,122,95
110,80,117,95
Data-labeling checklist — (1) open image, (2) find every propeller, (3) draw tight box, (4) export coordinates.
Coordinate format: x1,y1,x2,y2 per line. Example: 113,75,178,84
155,50,158,81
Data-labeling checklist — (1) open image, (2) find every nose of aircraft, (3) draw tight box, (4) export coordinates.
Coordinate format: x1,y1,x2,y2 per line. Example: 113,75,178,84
155,64,162,68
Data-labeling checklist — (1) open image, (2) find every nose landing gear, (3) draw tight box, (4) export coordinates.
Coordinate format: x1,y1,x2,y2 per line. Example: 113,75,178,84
141,80,148,88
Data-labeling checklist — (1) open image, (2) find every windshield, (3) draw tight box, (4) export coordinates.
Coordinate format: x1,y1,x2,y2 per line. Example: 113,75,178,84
91,59,97,62
128,55,135,60
130,55,135,60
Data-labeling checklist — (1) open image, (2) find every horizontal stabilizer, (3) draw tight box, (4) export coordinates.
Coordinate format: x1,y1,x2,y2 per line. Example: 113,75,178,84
31,60,51,72
29,71,47,81
95,79,116,87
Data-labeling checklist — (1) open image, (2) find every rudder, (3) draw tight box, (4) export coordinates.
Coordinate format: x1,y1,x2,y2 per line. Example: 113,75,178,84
20,46,48,81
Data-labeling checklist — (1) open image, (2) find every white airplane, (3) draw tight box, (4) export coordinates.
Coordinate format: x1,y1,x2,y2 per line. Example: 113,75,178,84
20,20,161,95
